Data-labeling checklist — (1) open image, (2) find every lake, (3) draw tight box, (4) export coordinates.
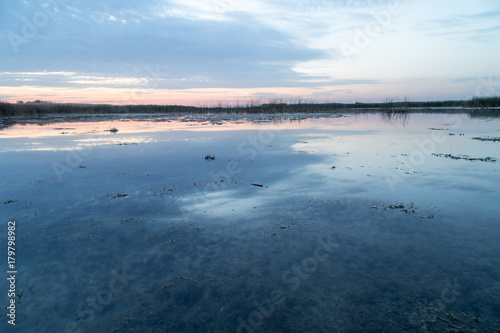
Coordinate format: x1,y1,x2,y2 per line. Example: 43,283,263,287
1,111,499,332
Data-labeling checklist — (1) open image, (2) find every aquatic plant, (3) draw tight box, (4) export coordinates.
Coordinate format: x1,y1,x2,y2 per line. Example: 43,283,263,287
432,153,497,162
471,137,500,142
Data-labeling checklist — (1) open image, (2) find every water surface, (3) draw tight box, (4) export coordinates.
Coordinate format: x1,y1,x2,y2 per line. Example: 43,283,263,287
1,112,499,332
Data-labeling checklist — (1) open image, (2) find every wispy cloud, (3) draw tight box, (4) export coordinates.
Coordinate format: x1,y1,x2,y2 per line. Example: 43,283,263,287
0,0,499,103
420,10,500,42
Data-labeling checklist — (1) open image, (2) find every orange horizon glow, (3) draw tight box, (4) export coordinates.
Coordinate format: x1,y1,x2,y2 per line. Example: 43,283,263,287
0,84,451,106
0,81,477,105
0,85,349,106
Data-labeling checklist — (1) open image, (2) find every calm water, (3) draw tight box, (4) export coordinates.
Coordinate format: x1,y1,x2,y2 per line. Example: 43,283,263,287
1,112,499,332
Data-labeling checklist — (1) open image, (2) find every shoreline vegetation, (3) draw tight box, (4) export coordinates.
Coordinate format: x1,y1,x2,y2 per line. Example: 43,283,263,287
1,96,499,117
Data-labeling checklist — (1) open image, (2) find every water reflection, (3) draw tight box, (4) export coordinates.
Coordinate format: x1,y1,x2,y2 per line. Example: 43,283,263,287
380,110,411,126
1,113,499,332
0,112,334,131
2,109,498,132
468,108,500,118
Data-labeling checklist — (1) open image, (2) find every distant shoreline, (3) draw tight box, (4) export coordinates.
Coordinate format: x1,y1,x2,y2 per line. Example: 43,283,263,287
1,96,500,116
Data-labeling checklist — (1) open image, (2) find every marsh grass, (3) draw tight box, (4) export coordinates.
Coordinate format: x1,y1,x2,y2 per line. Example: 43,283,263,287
377,97,411,125
1,96,500,117
379,97,410,113
204,154,215,161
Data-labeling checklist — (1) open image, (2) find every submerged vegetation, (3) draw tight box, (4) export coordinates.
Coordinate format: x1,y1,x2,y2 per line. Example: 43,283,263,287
1,96,499,116
105,127,119,133
432,153,497,162
471,137,500,142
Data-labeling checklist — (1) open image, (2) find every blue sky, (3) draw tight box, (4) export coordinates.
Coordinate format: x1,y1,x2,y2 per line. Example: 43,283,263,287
1,0,499,104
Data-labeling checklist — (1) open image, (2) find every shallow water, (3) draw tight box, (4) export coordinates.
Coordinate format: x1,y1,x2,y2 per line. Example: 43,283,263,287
1,112,499,332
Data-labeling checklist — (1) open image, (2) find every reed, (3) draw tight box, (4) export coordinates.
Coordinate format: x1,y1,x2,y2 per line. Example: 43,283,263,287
1,96,499,116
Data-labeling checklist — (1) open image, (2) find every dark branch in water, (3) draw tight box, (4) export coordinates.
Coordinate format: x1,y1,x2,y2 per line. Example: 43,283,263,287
471,137,500,142
432,153,497,162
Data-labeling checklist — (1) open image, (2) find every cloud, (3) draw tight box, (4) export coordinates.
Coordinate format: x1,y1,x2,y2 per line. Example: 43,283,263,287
419,9,500,42
0,0,499,103
0,0,332,90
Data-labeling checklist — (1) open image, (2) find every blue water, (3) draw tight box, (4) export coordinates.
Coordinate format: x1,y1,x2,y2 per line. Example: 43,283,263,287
1,112,499,332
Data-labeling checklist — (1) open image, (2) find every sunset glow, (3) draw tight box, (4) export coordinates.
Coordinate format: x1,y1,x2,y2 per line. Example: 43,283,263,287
1,0,499,104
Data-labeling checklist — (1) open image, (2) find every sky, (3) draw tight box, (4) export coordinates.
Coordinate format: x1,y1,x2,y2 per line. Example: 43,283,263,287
0,0,499,105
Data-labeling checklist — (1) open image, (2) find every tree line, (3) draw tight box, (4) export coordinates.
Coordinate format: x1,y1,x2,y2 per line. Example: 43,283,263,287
1,96,499,116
